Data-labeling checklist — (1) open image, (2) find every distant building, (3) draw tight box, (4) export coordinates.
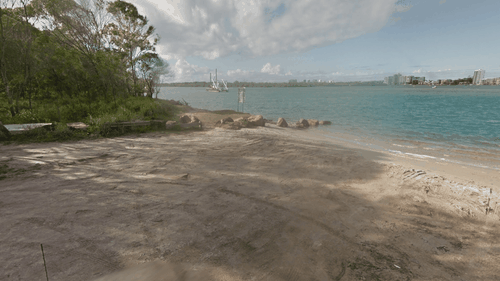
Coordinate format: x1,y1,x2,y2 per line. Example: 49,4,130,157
472,69,485,85
393,73,402,85
303,80,307,83
289,79,297,83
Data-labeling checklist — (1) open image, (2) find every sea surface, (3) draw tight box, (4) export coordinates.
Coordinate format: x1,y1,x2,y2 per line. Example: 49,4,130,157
158,85,500,170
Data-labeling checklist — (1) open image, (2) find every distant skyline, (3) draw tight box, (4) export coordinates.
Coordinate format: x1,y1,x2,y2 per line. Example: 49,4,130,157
131,0,500,82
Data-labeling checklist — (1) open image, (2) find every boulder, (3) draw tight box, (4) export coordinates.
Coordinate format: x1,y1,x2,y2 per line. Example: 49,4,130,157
165,120,177,129
0,121,11,141
180,114,199,124
247,115,265,127
221,117,234,124
277,117,288,127
233,117,246,122
179,115,191,124
296,118,309,128
307,119,319,126
215,117,234,127
190,115,200,123
319,120,332,125
220,121,243,130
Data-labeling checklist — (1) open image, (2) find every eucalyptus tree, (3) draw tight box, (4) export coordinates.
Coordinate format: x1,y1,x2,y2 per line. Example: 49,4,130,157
105,0,158,96
139,53,168,98
0,0,19,116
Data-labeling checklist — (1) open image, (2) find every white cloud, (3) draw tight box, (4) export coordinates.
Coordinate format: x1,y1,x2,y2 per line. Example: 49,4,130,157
169,59,210,82
261,63,281,75
394,4,412,13
285,71,292,76
439,0,446,4
131,0,408,60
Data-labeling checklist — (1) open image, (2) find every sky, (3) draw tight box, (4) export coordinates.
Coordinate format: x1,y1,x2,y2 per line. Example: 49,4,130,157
129,0,500,82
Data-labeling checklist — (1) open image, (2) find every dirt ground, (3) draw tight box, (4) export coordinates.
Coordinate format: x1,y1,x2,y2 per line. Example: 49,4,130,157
1,114,500,280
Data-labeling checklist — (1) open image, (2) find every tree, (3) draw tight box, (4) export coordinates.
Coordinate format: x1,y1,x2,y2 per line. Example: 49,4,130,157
0,0,20,116
105,0,158,96
139,53,168,98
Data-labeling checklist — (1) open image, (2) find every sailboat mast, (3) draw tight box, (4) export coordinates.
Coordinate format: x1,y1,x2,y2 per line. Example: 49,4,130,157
216,69,217,83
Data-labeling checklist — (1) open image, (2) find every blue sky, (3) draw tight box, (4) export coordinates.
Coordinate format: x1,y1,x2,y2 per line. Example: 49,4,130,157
133,0,500,82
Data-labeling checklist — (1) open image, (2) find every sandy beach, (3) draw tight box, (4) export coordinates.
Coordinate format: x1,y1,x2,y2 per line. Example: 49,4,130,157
1,110,499,280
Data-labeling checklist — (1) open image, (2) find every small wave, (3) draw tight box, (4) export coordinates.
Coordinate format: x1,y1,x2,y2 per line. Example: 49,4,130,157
392,144,417,149
486,120,500,123
404,152,436,159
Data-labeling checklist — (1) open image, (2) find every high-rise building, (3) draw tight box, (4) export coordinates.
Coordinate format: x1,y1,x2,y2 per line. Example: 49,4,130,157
393,73,402,85
472,69,485,85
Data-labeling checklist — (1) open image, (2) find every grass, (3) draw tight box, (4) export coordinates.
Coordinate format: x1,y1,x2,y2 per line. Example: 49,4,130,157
1,98,190,144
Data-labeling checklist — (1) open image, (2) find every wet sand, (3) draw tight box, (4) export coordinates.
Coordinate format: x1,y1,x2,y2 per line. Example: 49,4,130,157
1,114,499,280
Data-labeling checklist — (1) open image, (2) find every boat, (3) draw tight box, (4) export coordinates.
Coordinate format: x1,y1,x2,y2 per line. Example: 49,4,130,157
206,69,229,92
220,79,229,92
432,85,437,89
206,70,220,92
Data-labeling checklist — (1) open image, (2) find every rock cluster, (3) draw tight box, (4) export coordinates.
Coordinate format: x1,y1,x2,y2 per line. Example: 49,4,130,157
215,115,266,130
170,114,203,129
271,118,332,129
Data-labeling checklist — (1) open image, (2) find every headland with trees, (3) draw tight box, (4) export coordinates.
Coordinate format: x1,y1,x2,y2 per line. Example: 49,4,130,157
0,0,173,142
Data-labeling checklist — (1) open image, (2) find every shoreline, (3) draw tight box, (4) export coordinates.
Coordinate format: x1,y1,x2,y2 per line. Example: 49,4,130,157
1,105,499,280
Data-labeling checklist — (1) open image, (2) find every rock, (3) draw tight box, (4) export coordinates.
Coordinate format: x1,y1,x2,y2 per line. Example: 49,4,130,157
233,117,246,123
165,120,177,129
169,99,182,105
0,121,11,141
319,120,332,125
277,118,288,127
307,119,319,126
179,115,191,124
221,117,234,124
247,115,265,127
179,115,201,129
180,114,199,124
215,117,233,127
296,118,309,128
190,115,200,123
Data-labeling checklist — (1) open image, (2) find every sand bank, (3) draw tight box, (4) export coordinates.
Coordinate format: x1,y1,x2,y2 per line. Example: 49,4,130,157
1,113,499,280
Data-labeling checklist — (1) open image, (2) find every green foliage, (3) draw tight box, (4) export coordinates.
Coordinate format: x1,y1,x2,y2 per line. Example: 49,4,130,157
84,97,175,134
0,0,173,143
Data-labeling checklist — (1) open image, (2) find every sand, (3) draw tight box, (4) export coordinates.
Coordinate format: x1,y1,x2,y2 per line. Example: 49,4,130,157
1,111,500,281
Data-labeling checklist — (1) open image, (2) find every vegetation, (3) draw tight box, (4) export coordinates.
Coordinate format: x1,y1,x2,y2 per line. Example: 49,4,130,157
0,0,171,141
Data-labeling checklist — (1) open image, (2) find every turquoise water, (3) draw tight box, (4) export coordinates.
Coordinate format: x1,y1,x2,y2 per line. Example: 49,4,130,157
158,86,500,169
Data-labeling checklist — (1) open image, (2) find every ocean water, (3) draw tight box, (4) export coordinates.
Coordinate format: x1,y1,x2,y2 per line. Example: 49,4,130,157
158,86,500,170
